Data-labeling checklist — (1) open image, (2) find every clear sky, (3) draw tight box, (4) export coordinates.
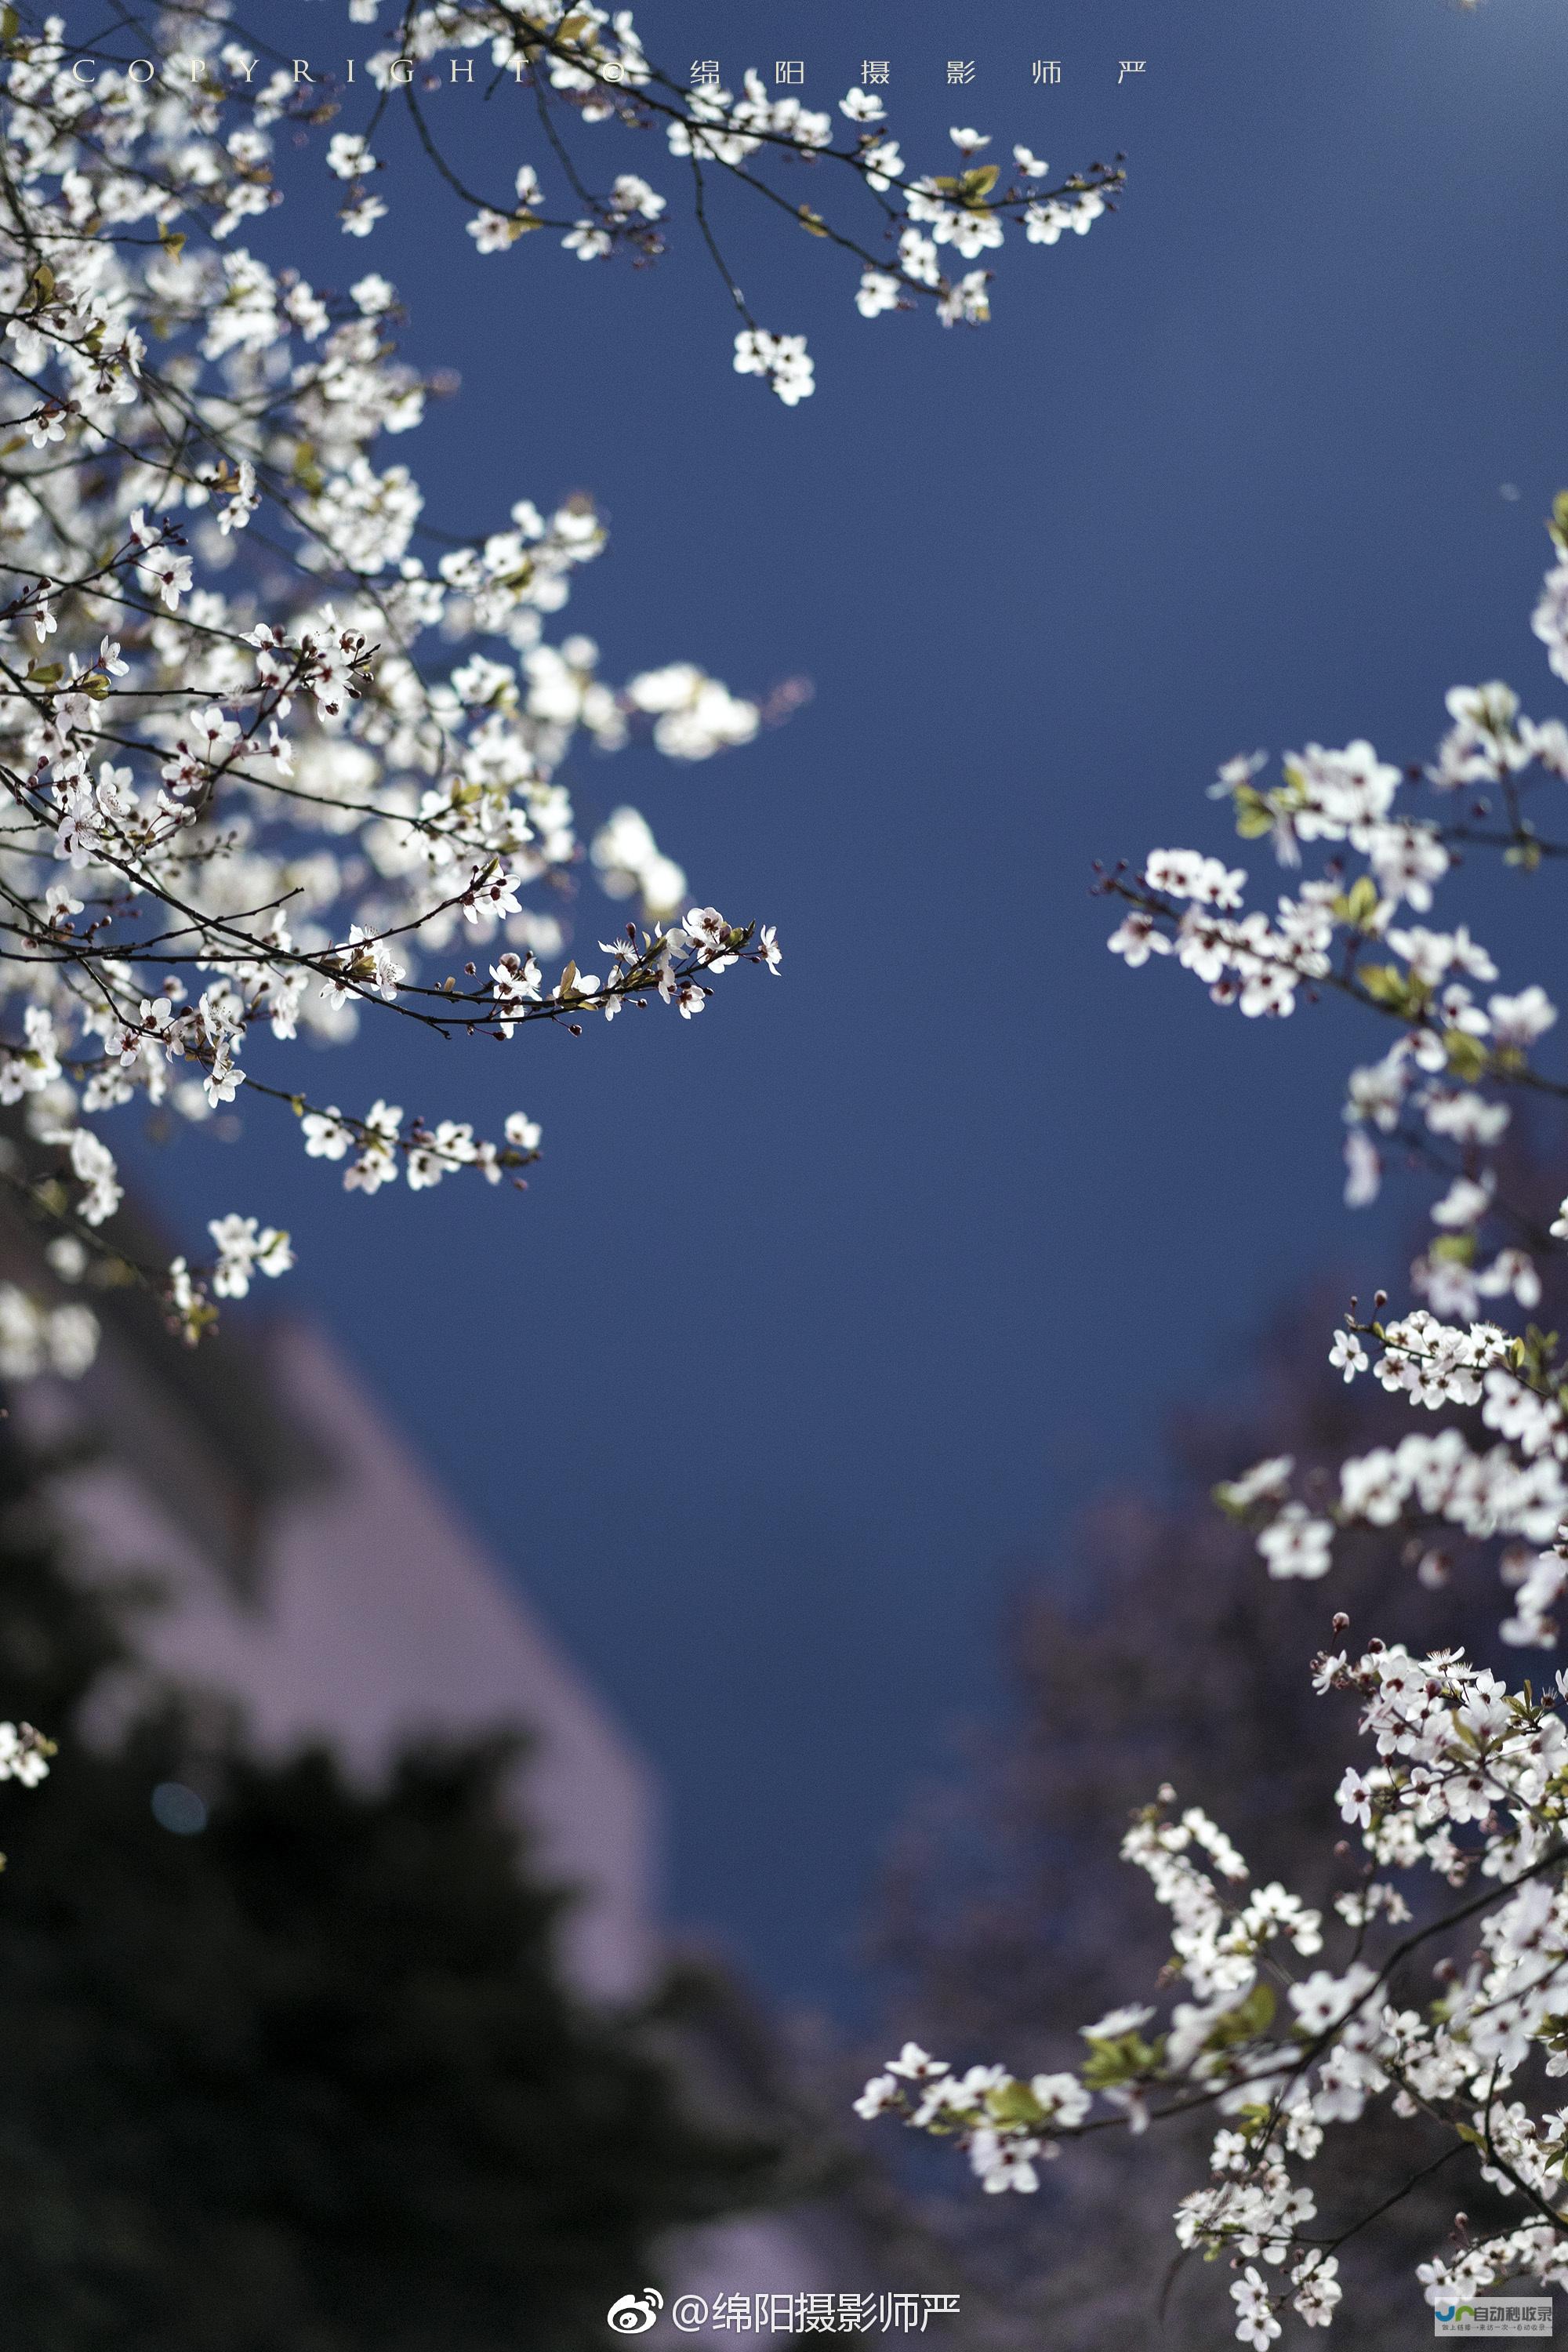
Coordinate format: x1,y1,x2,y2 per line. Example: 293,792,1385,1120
136,0,1568,2018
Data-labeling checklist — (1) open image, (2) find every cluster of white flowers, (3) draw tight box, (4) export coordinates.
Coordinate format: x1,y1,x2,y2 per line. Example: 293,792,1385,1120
861,511,1568,2333
1107,847,1333,1021
0,1719,54,1787
1214,1297,1568,1653
1094,539,1568,1640
0,3,827,1344
861,1646,1568,2336
409,8,1126,402
853,2038,1091,2197
860,1788,1352,2334
0,0,1128,1341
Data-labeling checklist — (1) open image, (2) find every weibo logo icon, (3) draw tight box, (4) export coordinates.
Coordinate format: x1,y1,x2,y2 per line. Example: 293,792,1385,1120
606,2291,664,2335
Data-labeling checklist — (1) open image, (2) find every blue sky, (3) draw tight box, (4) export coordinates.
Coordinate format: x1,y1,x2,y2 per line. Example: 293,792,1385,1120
137,0,1568,2017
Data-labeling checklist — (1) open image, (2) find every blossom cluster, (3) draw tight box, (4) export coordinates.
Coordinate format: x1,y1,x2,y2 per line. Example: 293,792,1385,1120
385,3,1127,399
861,510,1568,2333
0,3,805,1351
1102,536,1568,1649
862,1642,1568,2338
0,1719,54,1788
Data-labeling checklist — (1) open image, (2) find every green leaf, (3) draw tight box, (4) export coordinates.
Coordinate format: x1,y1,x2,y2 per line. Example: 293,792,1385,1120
986,2078,1048,2127
1331,873,1380,930
1444,1029,1487,1082
1206,1980,1276,2049
1080,2030,1160,2089
1232,787,1276,839
1357,964,1414,1013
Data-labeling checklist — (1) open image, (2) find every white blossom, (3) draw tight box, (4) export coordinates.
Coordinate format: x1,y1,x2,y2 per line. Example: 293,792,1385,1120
860,520,1568,2347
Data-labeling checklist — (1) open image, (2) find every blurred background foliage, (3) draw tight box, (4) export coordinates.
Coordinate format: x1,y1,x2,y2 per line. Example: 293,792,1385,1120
0,1437,789,2352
